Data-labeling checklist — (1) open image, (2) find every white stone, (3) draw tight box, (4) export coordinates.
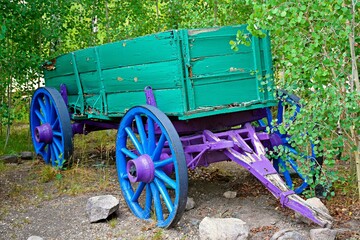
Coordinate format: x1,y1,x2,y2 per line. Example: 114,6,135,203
223,191,237,199
271,229,307,240
310,228,337,240
295,197,331,225
186,197,195,211
86,195,119,223
199,217,249,240
27,236,43,240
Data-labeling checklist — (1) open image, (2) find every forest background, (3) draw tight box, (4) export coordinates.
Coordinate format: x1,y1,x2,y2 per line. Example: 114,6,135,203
0,0,359,199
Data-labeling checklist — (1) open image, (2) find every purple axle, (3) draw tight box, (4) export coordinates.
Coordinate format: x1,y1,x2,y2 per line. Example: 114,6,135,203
35,123,53,143
127,155,155,183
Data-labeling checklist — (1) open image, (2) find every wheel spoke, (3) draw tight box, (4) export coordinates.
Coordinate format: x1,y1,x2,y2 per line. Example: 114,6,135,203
38,97,48,122
49,144,55,166
121,147,139,159
152,133,166,161
265,107,273,128
150,182,164,221
154,178,174,213
135,115,148,154
145,184,152,214
51,116,59,129
155,169,176,189
35,142,46,153
147,117,156,153
44,95,53,123
35,109,46,124
154,157,174,169
125,127,144,154
277,101,284,125
53,130,63,137
53,137,63,152
279,158,292,189
131,182,146,202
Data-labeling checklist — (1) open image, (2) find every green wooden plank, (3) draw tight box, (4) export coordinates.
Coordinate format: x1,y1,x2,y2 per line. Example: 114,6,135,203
178,100,277,120
101,60,182,93
80,72,101,94
193,78,259,108
74,47,97,73
106,89,184,116
98,31,179,70
190,53,255,78
44,54,73,79
45,75,78,95
188,25,251,58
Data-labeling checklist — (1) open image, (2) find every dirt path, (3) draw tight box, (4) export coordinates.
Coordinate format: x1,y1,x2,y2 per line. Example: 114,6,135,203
0,161,359,240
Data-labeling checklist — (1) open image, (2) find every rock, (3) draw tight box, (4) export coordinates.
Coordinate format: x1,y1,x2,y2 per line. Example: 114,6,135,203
0,154,20,164
186,197,195,211
20,151,34,160
310,228,337,240
223,191,237,199
271,229,307,240
27,236,43,240
199,217,249,240
190,218,201,226
86,195,119,223
295,197,331,225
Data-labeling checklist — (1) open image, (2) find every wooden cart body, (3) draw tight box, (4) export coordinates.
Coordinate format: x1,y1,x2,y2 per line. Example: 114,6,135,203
43,25,276,120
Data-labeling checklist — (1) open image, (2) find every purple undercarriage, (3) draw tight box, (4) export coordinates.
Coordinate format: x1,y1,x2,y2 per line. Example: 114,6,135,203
58,85,331,227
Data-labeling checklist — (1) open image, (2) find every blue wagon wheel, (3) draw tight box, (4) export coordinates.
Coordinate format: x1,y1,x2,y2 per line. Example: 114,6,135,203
30,87,73,168
260,90,323,194
116,105,188,228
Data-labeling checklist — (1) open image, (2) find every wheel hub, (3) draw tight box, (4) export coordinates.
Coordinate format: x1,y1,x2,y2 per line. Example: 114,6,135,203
34,123,53,144
126,154,155,183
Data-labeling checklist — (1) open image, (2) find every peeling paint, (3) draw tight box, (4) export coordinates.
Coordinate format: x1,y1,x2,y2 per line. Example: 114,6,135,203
134,77,138,82
188,28,220,36
117,77,123,81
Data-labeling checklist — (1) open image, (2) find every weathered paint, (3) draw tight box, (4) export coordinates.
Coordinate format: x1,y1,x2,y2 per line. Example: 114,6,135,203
43,25,276,121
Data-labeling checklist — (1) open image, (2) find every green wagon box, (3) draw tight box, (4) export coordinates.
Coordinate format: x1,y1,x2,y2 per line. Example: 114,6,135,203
43,25,276,120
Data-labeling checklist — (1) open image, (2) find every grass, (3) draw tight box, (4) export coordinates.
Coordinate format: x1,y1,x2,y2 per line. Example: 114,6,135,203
108,218,118,229
0,122,33,156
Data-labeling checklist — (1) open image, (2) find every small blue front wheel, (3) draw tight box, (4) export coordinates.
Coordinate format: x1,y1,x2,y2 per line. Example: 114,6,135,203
116,105,188,228
30,87,73,168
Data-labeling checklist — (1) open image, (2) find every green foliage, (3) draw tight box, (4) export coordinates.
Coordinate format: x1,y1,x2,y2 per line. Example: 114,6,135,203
246,0,360,196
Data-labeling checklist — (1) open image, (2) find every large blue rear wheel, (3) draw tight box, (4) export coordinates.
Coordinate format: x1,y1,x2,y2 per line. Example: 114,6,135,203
30,87,73,168
261,90,323,194
116,105,188,228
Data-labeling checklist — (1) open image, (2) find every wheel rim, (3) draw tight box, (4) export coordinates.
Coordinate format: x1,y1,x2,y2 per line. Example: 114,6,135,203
30,87,73,167
262,90,322,194
116,105,188,228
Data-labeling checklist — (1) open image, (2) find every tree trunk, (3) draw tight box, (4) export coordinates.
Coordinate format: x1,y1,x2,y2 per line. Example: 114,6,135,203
349,0,360,199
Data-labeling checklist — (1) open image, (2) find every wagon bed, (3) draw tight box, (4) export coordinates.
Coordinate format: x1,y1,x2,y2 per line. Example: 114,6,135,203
43,25,276,120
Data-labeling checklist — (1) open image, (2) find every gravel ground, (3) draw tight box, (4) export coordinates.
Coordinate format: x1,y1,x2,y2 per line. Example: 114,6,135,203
0,161,359,240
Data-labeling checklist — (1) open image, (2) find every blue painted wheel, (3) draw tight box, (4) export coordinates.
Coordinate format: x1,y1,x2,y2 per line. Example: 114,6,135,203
116,105,188,228
30,87,73,168
261,90,323,194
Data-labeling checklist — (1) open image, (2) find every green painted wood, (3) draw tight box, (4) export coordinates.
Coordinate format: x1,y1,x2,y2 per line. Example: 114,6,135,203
43,24,276,121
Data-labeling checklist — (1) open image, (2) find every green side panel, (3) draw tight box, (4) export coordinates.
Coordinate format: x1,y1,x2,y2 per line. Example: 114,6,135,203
107,89,184,116
181,25,275,118
98,31,178,69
